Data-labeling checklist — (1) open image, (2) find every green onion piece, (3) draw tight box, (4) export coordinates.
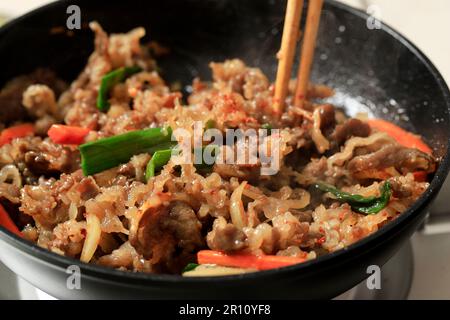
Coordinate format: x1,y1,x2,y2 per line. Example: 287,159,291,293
145,149,173,181
261,123,272,135
350,182,392,215
144,144,219,181
314,182,378,204
194,144,219,172
205,119,216,130
314,181,392,215
182,263,199,273
79,127,173,176
97,66,142,111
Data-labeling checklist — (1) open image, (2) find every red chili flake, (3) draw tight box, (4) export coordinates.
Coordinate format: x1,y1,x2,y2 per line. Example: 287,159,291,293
244,117,258,123
163,92,182,108
316,236,326,245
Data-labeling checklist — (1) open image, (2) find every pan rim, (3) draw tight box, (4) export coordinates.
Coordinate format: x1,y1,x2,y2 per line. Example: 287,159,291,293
1,0,449,286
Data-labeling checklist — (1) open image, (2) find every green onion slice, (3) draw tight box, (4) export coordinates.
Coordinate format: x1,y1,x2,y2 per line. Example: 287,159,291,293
79,127,173,176
97,66,142,111
314,181,392,215
182,263,199,273
145,149,173,180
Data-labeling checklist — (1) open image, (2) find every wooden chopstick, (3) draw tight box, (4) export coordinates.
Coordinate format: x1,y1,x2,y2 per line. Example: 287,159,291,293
273,0,304,115
294,0,324,109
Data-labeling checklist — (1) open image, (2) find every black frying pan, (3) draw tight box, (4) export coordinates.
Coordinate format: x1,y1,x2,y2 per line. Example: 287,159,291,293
0,0,449,299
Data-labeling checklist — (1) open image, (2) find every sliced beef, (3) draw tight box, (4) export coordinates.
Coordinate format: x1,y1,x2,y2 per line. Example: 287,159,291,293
0,69,66,124
24,139,79,176
207,217,247,252
130,198,203,272
347,144,435,174
331,118,370,146
317,104,336,131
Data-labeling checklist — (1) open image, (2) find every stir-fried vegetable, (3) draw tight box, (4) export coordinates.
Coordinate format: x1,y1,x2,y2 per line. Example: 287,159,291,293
144,144,219,181
79,127,174,176
145,149,173,180
80,213,101,263
204,119,216,130
182,263,199,273
314,181,392,215
97,66,142,111
261,123,272,135
48,124,90,145
367,119,432,154
230,181,248,229
0,204,21,237
197,250,306,270
183,264,253,277
0,124,34,146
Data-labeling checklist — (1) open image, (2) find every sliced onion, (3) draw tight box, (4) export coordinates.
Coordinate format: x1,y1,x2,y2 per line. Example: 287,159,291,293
285,192,310,209
0,165,21,188
311,109,330,154
68,202,78,220
230,181,248,230
242,184,264,200
80,213,101,263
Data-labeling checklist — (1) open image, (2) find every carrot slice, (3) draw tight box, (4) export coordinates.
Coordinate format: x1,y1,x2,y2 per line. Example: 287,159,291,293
48,124,90,145
367,119,432,154
413,171,428,182
0,204,21,237
0,124,34,146
197,250,306,271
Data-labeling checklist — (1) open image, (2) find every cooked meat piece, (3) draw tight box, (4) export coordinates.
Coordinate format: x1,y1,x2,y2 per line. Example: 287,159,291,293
317,104,336,131
389,177,413,198
24,139,79,176
75,176,100,201
20,183,66,230
97,241,143,270
272,212,310,250
332,118,370,146
162,202,204,252
0,69,66,124
22,84,58,118
347,144,435,174
130,197,203,271
207,216,247,252
48,220,86,257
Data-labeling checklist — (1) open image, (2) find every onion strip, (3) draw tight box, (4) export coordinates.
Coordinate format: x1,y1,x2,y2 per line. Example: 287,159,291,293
80,213,101,263
0,165,22,188
311,108,330,154
230,181,248,229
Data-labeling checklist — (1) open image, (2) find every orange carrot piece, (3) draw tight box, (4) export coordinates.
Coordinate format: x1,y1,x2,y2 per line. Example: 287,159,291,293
197,250,306,271
0,124,34,146
0,204,21,237
367,119,432,154
48,124,90,145
413,171,428,182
